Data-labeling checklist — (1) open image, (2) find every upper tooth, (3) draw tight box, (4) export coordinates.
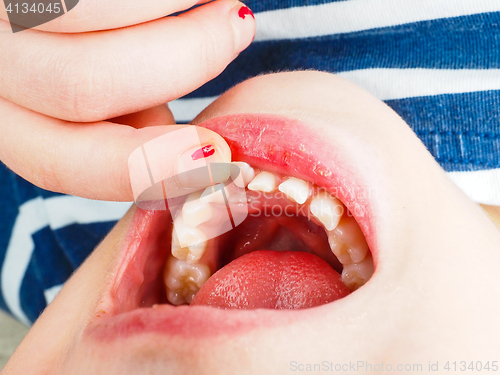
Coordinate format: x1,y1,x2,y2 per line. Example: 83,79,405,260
232,162,255,188
248,171,276,193
327,215,369,265
164,256,211,305
278,177,310,204
172,216,208,263
182,192,214,228
327,234,353,265
335,216,369,263
199,184,227,204
341,256,374,291
310,192,343,230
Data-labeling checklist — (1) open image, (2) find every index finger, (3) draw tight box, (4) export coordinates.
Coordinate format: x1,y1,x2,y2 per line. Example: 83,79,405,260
0,0,209,32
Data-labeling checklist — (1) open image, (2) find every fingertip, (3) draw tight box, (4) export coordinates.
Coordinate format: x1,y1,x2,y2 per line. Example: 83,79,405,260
128,126,231,207
230,2,256,53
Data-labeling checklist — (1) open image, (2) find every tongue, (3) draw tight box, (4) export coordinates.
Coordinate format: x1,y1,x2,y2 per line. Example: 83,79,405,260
191,250,350,309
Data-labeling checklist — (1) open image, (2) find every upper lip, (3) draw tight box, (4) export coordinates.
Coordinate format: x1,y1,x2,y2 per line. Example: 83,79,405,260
84,113,378,339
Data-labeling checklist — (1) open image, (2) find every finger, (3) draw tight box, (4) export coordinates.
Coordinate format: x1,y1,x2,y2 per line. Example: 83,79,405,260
0,0,211,33
0,96,230,201
0,0,255,122
110,104,175,128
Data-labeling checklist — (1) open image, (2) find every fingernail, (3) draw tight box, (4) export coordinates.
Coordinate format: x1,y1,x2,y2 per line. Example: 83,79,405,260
176,144,231,188
230,2,256,53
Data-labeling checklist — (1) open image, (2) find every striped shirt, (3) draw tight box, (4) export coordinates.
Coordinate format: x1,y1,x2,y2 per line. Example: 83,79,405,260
1,0,500,325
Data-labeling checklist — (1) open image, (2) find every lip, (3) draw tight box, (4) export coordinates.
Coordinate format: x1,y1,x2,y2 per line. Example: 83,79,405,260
83,113,378,341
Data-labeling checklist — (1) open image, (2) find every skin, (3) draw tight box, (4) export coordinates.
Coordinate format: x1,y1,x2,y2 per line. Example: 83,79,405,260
0,0,255,199
3,72,500,374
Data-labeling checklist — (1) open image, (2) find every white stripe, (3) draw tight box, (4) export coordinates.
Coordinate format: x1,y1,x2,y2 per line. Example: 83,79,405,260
44,284,63,305
337,68,500,100
169,96,218,123
169,69,500,120
2,197,48,325
255,0,500,42
44,196,131,230
447,169,500,206
2,196,130,325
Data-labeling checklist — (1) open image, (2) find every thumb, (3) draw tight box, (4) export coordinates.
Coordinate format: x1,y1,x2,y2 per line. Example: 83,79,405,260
0,97,231,201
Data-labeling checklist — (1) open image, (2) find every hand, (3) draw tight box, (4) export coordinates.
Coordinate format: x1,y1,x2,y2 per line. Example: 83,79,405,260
0,0,255,200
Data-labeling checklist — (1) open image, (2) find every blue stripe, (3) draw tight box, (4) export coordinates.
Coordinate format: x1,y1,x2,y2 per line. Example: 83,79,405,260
52,222,117,268
385,90,500,172
32,228,74,289
0,164,20,314
185,12,500,99
244,0,347,13
20,261,47,324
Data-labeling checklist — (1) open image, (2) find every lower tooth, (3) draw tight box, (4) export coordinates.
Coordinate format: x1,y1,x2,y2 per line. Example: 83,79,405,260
341,256,374,291
164,256,211,305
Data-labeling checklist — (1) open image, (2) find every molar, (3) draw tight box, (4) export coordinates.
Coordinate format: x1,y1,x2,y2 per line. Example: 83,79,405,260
327,215,369,265
341,256,374,291
278,177,310,204
164,256,211,305
248,171,277,193
309,192,343,230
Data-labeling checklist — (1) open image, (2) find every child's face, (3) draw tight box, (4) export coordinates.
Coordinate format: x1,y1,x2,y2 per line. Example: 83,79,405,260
5,72,500,374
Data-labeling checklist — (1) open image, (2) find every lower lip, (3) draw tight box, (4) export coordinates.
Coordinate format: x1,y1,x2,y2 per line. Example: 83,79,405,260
87,114,375,340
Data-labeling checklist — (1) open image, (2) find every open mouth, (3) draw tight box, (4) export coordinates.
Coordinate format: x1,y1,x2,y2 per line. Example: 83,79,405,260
92,114,377,337
166,162,373,308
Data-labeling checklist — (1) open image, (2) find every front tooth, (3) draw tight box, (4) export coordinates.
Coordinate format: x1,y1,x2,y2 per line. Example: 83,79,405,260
172,216,207,263
341,256,374,291
182,192,214,228
248,171,276,192
278,177,310,204
310,192,343,230
232,162,255,188
164,256,211,305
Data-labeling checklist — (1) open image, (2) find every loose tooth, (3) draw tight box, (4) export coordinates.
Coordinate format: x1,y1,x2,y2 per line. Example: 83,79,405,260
248,171,276,193
200,184,231,204
278,177,310,204
232,162,255,188
164,256,211,305
341,256,374,291
310,192,343,230
182,191,214,228
171,216,208,263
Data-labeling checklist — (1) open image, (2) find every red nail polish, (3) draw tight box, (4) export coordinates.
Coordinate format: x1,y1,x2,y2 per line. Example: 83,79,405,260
238,6,255,20
191,145,216,161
